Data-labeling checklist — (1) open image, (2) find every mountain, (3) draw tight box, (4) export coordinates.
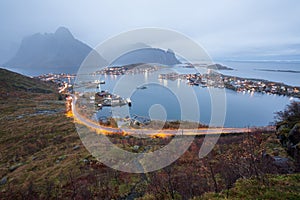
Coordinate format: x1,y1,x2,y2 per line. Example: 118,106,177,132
4,27,107,75
111,48,181,66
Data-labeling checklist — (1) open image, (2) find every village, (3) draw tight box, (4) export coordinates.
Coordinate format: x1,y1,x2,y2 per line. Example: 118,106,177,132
91,63,161,76
34,65,300,128
35,73,75,94
35,65,300,103
158,70,300,98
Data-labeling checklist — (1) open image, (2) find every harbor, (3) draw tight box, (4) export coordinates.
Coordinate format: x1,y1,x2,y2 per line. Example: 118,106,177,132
35,63,299,128
95,90,131,108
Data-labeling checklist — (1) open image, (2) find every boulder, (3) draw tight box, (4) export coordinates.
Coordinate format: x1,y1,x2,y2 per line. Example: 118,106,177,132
0,176,7,185
9,163,23,172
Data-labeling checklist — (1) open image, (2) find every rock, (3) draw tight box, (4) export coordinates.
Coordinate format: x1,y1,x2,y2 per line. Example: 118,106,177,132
56,155,67,163
32,156,38,161
58,155,67,160
73,145,80,150
0,177,7,185
272,156,292,173
9,163,22,172
12,155,17,163
273,156,289,164
133,145,140,150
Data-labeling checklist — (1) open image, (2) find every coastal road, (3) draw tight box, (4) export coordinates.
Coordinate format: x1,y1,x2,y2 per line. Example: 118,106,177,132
71,96,274,136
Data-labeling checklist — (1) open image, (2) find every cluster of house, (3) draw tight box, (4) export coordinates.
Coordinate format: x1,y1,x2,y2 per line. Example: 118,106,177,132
95,91,131,108
223,76,300,97
158,71,300,98
35,73,75,94
94,66,126,75
93,91,149,126
159,71,224,87
92,64,160,76
36,73,75,82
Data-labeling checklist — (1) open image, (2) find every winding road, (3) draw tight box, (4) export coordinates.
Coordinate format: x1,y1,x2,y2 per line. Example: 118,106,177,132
71,96,275,136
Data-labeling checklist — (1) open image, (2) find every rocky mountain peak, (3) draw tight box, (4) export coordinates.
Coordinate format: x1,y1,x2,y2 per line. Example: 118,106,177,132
54,26,74,39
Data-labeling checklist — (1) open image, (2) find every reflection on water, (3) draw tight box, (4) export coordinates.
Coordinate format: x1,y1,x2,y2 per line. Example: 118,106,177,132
92,67,292,128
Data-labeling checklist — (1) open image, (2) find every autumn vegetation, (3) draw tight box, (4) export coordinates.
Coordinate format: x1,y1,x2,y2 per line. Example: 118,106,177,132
0,68,299,199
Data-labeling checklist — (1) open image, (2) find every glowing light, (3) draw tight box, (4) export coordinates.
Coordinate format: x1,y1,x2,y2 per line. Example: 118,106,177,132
151,133,174,138
65,110,73,118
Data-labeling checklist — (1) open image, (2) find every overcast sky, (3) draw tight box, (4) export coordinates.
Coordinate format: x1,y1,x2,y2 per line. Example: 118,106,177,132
1,0,300,62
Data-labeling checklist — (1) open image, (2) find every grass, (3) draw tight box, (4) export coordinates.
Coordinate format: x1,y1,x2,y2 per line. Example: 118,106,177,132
0,68,55,95
0,69,145,199
0,93,86,187
1,68,300,199
200,173,300,200
0,69,89,196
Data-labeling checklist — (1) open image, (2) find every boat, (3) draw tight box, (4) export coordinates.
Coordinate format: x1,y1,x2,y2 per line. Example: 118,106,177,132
137,86,147,89
126,98,132,107
97,103,103,108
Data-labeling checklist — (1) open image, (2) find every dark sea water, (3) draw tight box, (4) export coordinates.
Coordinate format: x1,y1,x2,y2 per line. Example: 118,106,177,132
91,62,297,128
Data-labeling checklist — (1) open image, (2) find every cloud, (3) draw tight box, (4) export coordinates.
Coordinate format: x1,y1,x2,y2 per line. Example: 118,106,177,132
0,0,299,61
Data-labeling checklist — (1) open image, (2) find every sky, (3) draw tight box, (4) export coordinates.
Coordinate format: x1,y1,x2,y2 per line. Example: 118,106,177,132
0,0,300,63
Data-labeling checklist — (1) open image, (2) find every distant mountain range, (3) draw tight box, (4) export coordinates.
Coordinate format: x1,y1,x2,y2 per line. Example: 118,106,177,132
4,27,107,74
111,48,181,66
3,27,182,75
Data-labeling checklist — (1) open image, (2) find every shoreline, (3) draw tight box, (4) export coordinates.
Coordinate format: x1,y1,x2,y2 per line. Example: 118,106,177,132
72,95,275,137
254,68,300,73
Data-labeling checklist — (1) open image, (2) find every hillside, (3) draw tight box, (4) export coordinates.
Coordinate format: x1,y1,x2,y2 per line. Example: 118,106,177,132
0,68,55,97
4,27,107,74
0,68,299,199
